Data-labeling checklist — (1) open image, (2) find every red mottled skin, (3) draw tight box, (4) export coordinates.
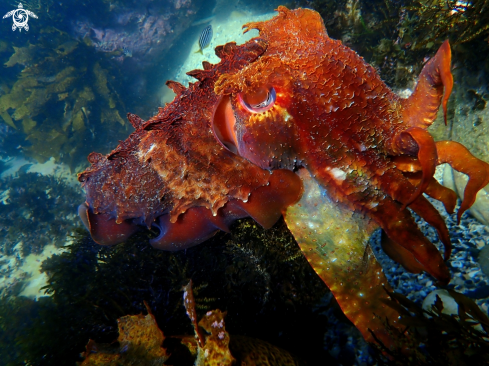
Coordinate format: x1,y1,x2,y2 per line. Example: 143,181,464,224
78,6,489,350
78,41,303,250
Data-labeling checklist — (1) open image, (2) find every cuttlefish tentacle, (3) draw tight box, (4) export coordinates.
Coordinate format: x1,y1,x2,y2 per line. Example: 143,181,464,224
401,39,453,128
368,197,450,284
388,39,451,210
390,139,489,224
380,232,426,274
435,141,489,223
393,127,438,211
414,176,457,215
284,169,401,348
305,148,450,282
392,156,457,214
405,196,451,260
375,166,451,262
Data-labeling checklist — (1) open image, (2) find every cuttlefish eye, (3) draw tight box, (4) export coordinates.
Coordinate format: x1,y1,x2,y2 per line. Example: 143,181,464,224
238,87,276,113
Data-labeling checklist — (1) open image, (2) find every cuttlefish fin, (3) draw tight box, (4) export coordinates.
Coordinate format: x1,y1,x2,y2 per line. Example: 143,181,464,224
284,169,402,350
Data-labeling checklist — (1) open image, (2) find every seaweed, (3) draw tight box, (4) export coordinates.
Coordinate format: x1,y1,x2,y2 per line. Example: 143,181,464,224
406,0,489,48
0,27,129,170
0,218,332,365
371,288,489,365
79,287,306,366
223,219,326,309
0,171,83,258
0,295,40,366
79,302,170,366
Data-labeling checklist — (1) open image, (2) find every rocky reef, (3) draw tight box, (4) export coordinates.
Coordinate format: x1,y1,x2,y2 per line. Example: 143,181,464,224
72,0,202,66
2,217,489,365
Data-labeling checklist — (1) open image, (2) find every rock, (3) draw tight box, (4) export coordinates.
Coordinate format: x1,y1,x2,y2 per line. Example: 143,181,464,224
478,245,489,277
422,289,459,316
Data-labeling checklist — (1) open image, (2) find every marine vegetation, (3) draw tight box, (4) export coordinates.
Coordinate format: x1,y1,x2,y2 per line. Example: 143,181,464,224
0,26,129,169
372,289,489,365
290,0,489,87
0,220,331,365
80,302,171,365
80,282,305,365
0,171,83,258
406,0,489,48
76,6,489,351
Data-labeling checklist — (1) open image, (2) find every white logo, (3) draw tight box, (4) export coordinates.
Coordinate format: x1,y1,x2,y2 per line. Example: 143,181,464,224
3,3,38,32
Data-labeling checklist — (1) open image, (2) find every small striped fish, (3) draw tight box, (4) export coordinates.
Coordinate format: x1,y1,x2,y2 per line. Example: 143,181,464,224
196,25,213,54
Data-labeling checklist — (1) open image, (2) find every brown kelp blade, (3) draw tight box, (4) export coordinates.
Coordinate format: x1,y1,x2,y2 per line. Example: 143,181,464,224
283,169,401,348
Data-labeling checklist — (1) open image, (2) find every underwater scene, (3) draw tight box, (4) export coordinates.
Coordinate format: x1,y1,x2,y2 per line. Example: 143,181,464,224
1,0,489,365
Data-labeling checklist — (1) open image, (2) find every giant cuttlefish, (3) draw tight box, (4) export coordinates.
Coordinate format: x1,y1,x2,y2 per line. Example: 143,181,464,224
78,7,489,348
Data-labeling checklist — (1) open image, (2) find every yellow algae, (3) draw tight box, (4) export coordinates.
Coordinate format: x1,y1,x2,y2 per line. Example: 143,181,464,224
55,40,78,56
108,97,116,109
22,117,37,133
26,129,68,163
77,86,96,103
80,304,169,365
4,44,38,67
0,111,16,129
72,110,86,131
196,309,235,366
0,40,9,53
0,88,29,113
12,104,30,121
0,81,10,94
57,92,69,100
94,62,111,95
11,76,39,89
0,27,129,167
48,76,77,94
102,108,126,126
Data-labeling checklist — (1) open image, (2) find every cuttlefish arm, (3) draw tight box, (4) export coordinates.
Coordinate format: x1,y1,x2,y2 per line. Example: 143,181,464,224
284,169,401,348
